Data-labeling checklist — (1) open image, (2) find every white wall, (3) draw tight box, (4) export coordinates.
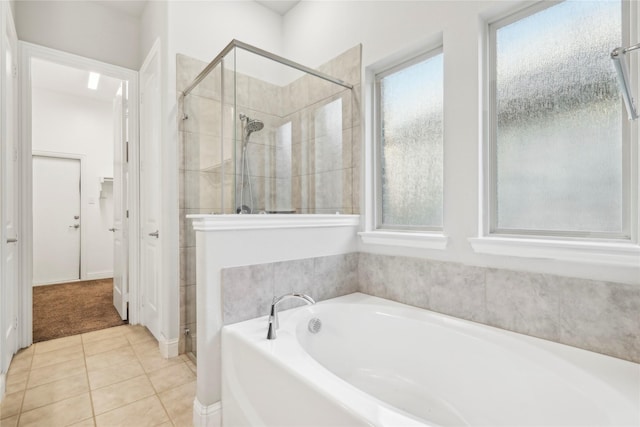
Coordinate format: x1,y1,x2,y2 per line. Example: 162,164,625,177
15,1,140,70
136,0,284,358
32,87,114,281
283,0,638,285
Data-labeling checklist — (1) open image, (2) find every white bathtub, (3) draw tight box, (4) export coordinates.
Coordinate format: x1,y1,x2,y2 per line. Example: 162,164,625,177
221,293,640,426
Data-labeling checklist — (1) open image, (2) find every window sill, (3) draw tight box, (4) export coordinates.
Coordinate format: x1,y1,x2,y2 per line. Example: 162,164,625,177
468,236,640,267
359,231,448,250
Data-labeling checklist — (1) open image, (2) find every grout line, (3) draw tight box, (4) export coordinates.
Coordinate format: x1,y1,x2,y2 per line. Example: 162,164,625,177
14,344,35,426
83,328,98,427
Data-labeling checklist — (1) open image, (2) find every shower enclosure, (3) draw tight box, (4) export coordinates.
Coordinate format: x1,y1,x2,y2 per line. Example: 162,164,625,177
178,40,361,358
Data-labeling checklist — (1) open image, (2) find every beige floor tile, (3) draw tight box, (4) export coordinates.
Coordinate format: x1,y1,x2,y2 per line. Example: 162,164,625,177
135,349,183,374
122,326,155,345
148,363,195,394
94,395,169,427
82,335,129,357
171,410,194,427
34,335,82,355
7,357,32,375
4,383,26,396
91,375,155,415
67,418,95,427
0,391,24,420
87,360,145,390
85,347,137,372
30,344,84,370
22,373,88,412
27,357,85,388
81,327,125,344
158,380,195,424
11,347,34,364
5,370,28,394
130,339,157,356
0,414,18,427
18,393,92,427
185,359,197,375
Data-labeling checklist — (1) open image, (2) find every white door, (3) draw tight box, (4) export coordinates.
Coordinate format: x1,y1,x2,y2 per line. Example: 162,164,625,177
139,46,161,339
112,83,128,320
32,156,81,285
1,5,19,373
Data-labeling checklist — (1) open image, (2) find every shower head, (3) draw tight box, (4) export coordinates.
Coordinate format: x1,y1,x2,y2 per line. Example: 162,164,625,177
240,114,264,137
245,118,264,135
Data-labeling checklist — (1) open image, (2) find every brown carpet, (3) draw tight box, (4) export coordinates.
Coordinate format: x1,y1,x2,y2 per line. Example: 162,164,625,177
33,279,127,343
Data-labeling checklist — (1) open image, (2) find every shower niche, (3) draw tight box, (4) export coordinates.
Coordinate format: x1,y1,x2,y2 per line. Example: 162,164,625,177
177,41,362,357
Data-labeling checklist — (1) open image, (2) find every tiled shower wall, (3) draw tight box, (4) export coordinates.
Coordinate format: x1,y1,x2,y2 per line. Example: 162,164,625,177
222,253,640,363
176,45,362,354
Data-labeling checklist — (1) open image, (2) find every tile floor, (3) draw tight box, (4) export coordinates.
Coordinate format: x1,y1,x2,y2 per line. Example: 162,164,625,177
0,325,196,427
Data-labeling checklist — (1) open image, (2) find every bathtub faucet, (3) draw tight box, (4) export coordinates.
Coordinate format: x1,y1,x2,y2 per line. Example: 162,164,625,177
267,293,315,340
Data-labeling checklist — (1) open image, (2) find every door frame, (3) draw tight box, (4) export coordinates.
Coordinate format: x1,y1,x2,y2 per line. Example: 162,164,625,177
18,42,140,347
0,0,18,397
31,151,84,285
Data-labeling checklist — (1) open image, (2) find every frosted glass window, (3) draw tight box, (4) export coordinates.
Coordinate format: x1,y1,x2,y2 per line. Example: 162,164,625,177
377,51,443,229
492,1,625,236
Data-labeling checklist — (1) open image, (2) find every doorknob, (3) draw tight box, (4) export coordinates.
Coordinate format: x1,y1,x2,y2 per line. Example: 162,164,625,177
69,224,80,229
149,230,159,238
109,228,118,232
7,237,17,243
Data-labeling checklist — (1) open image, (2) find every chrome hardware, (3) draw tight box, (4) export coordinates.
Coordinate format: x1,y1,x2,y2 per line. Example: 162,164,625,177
6,237,17,243
267,293,315,340
149,230,159,238
69,224,80,229
108,228,117,232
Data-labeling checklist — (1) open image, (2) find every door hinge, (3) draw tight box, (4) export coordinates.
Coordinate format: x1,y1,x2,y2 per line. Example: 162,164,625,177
126,210,129,218
126,141,129,163
14,316,18,329
12,65,17,78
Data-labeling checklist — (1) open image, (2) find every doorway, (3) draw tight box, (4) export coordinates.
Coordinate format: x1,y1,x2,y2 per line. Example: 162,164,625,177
19,44,140,346
29,58,127,342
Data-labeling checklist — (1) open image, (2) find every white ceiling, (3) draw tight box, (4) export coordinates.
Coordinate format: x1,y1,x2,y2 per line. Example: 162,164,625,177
32,58,123,103
254,0,301,16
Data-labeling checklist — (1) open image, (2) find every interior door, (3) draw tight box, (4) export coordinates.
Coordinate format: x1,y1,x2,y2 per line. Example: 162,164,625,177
139,47,161,339
112,83,128,320
32,156,81,285
2,6,19,372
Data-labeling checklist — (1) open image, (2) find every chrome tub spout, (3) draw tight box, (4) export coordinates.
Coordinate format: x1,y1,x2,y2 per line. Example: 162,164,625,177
267,293,315,340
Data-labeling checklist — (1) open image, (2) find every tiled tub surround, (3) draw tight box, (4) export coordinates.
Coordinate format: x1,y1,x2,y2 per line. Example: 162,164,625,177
222,252,640,363
222,253,359,325
177,45,362,355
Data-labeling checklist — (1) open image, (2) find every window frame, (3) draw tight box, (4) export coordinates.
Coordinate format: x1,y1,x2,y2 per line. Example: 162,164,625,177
374,46,445,232
485,0,635,242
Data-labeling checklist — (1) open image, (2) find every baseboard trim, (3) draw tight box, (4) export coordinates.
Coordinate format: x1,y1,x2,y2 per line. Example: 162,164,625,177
159,337,179,359
193,398,221,427
85,272,113,280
